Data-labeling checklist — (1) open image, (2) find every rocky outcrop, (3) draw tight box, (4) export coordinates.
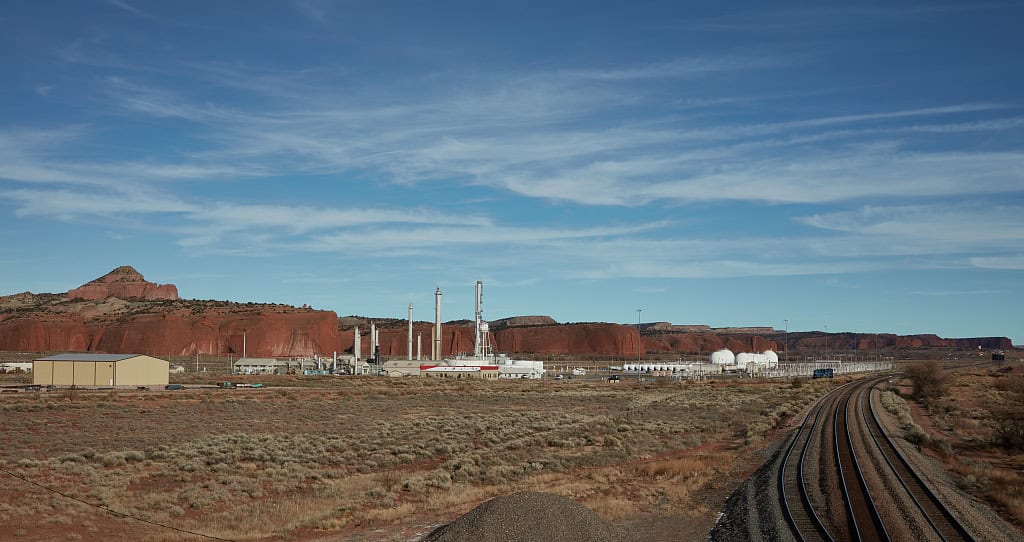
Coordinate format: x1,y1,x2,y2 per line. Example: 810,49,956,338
491,316,558,328
0,267,334,357
67,266,178,301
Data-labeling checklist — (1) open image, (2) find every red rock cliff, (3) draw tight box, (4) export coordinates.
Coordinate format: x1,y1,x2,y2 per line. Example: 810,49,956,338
0,267,336,357
364,323,641,358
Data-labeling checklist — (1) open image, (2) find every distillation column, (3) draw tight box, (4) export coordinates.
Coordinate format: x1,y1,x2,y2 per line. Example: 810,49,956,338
433,288,442,361
474,280,483,357
407,304,414,361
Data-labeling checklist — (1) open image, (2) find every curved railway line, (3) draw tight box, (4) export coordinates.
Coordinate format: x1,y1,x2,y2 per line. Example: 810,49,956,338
778,373,976,542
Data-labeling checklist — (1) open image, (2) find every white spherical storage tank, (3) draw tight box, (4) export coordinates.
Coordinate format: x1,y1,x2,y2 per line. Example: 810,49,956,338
763,350,779,368
710,349,735,365
735,352,754,366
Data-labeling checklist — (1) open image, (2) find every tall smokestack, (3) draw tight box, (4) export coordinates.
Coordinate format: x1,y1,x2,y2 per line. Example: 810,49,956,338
434,288,442,361
417,332,422,361
474,280,483,357
369,322,376,362
354,326,360,374
408,304,414,361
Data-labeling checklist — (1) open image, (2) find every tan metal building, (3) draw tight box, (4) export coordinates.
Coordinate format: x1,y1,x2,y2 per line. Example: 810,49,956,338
383,359,422,377
33,354,170,387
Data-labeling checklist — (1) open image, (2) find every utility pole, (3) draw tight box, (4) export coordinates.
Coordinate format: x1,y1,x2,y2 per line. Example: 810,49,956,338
784,319,789,362
636,308,643,380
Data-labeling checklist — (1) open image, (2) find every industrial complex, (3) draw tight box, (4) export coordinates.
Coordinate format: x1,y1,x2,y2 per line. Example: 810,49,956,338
8,281,895,386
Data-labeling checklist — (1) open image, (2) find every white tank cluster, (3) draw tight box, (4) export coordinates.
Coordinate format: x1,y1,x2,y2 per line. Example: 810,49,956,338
710,349,779,370
710,349,735,365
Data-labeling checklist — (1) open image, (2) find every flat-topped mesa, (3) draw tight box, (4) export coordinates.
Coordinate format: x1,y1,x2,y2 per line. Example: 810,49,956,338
490,316,558,328
67,266,179,301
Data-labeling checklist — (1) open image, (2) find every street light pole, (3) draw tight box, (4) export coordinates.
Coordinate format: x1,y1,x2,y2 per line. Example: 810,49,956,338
784,319,789,362
824,324,829,361
636,308,642,380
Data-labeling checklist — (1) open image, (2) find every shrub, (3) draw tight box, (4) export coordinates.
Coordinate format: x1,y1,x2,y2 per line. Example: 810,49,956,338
991,374,1024,451
905,362,948,404
98,452,125,467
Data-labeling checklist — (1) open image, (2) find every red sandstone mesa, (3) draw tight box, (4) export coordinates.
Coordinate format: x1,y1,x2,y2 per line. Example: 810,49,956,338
0,267,1012,358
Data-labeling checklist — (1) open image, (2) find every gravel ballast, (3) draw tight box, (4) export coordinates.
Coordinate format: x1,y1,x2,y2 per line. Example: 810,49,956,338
421,491,633,542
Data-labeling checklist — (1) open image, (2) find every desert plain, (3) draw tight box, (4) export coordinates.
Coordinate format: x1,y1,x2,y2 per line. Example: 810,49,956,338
2,360,1022,542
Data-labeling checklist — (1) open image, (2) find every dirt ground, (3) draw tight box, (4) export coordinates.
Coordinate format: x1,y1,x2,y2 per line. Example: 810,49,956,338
893,362,1024,531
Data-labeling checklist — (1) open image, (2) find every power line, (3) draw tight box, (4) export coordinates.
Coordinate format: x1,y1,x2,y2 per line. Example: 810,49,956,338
1,466,236,541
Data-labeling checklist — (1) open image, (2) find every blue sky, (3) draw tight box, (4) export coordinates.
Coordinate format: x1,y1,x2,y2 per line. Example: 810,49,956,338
1,1,1022,343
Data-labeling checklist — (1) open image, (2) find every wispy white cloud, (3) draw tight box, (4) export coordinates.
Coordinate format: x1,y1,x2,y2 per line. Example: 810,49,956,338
910,289,1004,296
303,222,668,252
96,68,1023,207
6,46,1024,284
562,53,804,81
2,187,195,221
799,204,1024,244
970,255,1024,270
103,0,147,17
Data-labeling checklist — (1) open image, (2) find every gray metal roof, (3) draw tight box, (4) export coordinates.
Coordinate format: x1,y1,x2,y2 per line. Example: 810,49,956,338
36,354,142,362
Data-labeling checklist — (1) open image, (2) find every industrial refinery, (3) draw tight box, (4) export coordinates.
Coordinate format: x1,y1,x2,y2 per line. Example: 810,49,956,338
229,281,894,380
405,281,545,379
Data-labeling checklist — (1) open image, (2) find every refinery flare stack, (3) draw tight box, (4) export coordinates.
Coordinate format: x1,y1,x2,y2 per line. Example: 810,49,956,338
418,280,544,379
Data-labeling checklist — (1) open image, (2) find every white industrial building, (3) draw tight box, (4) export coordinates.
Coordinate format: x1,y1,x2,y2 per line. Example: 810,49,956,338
233,357,290,375
496,358,545,379
622,349,780,377
0,362,33,373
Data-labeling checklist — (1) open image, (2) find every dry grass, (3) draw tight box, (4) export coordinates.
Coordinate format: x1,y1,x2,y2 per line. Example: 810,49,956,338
0,374,838,540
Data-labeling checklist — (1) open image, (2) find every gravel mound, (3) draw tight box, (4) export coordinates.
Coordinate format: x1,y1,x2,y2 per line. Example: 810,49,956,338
422,491,632,542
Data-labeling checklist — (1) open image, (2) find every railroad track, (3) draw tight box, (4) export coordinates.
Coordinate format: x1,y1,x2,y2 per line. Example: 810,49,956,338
780,374,975,542
779,385,839,542
861,380,975,542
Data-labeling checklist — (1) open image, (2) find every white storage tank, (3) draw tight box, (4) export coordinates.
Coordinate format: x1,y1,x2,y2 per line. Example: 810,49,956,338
763,350,779,368
735,352,753,366
710,349,735,365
